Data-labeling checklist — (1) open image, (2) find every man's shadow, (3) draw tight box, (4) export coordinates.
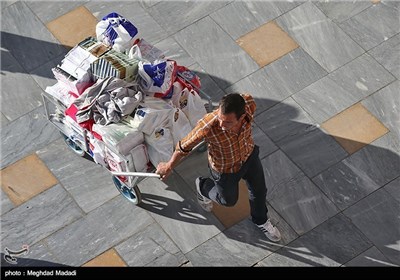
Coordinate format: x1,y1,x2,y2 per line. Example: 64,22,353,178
138,71,399,266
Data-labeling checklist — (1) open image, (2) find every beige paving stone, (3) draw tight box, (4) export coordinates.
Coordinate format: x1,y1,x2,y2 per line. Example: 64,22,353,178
237,21,299,67
211,180,250,228
46,6,97,48
322,103,389,154
0,154,58,206
82,248,127,267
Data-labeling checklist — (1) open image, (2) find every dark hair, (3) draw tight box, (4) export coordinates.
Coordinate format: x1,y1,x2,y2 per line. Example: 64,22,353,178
219,93,245,120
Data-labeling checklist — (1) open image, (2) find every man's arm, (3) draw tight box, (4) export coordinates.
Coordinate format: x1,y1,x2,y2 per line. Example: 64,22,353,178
156,115,210,180
156,150,185,180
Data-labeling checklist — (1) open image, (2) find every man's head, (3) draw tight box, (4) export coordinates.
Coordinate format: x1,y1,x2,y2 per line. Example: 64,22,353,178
217,93,246,131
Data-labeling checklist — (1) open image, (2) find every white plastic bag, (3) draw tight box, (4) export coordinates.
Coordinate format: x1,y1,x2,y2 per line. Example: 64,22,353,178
171,88,207,128
170,108,192,146
138,59,177,98
128,39,165,63
133,103,173,135
96,12,139,53
144,127,174,168
88,134,108,168
127,144,149,172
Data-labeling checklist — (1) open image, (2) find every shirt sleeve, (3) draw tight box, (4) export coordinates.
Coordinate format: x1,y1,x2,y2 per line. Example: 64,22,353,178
175,117,209,155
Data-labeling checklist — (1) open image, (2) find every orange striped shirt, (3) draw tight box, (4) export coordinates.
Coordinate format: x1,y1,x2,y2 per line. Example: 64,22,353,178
176,94,256,173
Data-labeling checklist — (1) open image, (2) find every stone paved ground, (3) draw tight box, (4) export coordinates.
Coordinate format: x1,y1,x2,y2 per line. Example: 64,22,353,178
1,0,399,267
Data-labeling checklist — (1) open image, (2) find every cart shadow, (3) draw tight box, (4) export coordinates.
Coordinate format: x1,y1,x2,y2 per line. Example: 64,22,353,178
1,31,68,75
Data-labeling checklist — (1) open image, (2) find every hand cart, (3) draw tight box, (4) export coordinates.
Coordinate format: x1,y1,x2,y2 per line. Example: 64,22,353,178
42,72,213,205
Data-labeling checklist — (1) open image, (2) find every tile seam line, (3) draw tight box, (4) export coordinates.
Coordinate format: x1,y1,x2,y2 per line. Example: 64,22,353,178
258,148,342,236
334,2,392,53
150,1,233,41
313,0,373,25
340,187,399,261
0,128,63,171
37,196,156,266
256,98,349,181
287,48,397,126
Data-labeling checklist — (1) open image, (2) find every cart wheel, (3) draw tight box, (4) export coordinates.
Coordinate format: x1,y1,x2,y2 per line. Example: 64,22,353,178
61,133,85,157
112,176,142,205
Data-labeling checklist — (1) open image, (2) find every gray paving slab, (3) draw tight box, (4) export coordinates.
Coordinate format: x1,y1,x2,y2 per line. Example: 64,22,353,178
314,1,372,23
293,53,395,123
328,53,396,99
174,16,259,90
0,185,83,251
144,252,187,267
154,37,196,67
257,214,372,266
343,188,400,266
43,195,154,266
280,126,348,177
1,1,66,72
0,106,60,169
210,1,300,40
0,189,14,216
9,241,63,267
0,113,9,128
362,80,400,139
1,51,44,121
186,207,297,267
174,148,210,192
344,246,398,267
382,0,400,10
147,1,230,36
276,2,364,72
339,3,399,51
255,98,347,177
261,150,339,235
226,48,327,115
313,132,400,211
85,1,168,45
254,97,317,145
292,77,360,124
29,54,66,92
1,1,17,10
138,0,161,9
252,124,278,160
365,132,399,179
368,34,400,79
189,63,225,103
36,139,120,214
384,177,400,204
116,223,186,267
26,1,88,24
137,175,223,254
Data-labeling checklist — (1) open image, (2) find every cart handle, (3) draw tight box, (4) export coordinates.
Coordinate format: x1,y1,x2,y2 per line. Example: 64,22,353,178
111,171,161,179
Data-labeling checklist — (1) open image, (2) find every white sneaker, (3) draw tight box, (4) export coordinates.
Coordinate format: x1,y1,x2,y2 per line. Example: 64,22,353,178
256,219,281,242
195,177,213,212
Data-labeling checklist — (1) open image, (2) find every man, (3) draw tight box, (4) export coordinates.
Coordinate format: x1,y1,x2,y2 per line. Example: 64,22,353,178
156,93,281,242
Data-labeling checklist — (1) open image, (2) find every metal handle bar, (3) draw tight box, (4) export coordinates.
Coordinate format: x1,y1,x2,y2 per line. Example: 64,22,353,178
111,171,161,178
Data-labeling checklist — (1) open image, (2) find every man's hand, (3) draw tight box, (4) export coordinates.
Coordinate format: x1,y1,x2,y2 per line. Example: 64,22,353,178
156,162,172,181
